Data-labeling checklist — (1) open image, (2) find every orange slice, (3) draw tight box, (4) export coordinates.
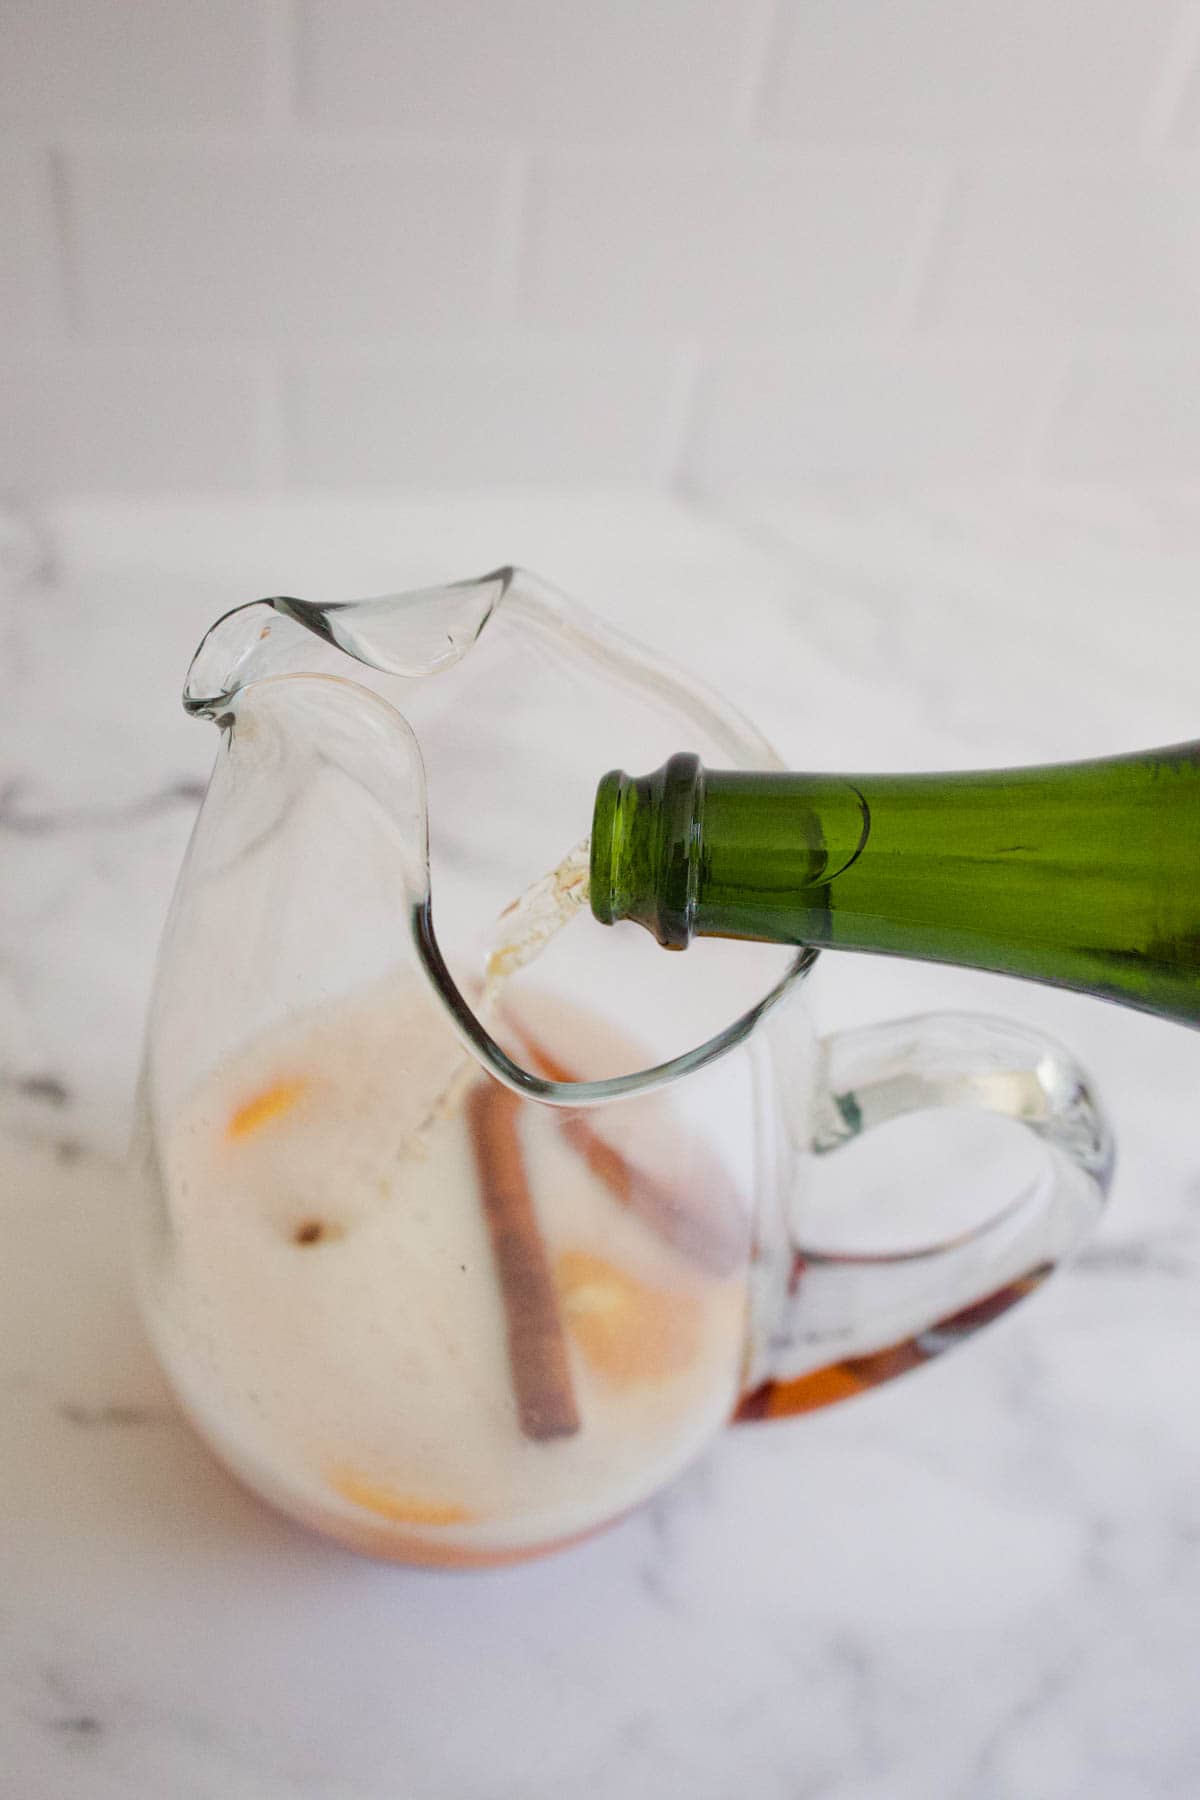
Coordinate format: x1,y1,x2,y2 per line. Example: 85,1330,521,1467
761,1364,865,1418
329,1467,473,1528
227,1077,306,1141
554,1250,703,1387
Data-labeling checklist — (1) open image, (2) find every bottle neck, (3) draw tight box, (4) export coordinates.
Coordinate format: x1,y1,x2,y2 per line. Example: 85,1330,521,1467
589,745,1200,1026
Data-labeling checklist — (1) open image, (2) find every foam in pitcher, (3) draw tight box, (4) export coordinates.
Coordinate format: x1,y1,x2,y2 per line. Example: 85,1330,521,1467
150,970,749,1562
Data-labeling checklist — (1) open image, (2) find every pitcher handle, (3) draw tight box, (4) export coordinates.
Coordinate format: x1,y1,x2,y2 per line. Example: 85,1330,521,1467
738,1011,1113,1422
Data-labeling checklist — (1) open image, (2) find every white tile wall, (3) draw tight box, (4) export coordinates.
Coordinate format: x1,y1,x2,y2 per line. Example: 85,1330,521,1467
0,351,262,491
522,151,939,334
0,147,66,338
287,342,686,486
2,0,1200,494
760,1,1188,147
688,346,1061,488
1163,8,1200,146
1047,351,1200,476
0,0,265,128
66,147,509,338
928,163,1200,333
297,0,761,140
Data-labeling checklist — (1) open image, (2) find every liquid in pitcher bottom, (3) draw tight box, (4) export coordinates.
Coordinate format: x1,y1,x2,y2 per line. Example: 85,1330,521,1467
143,974,751,1564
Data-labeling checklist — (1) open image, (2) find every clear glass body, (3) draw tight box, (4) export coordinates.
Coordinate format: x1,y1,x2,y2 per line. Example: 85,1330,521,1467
133,571,1113,1565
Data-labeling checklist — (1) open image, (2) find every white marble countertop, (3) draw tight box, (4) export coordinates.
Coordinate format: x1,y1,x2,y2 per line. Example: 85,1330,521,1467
3,487,1200,1799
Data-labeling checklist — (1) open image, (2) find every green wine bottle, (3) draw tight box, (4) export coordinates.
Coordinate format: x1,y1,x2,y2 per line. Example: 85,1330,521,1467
589,744,1200,1026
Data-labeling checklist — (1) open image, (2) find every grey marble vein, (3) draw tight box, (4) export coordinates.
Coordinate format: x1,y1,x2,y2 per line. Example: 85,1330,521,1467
0,777,206,837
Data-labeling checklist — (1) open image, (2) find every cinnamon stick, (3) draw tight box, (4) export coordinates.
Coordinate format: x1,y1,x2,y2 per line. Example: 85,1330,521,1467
558,1115,747,1277
514,1029,749,1278
466,1080,580,1442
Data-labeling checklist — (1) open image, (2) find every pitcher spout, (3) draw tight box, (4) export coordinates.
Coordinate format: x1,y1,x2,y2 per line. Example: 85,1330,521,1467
183,569,511,717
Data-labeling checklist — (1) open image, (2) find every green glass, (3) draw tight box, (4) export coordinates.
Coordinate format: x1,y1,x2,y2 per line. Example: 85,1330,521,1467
590,744,1200,1027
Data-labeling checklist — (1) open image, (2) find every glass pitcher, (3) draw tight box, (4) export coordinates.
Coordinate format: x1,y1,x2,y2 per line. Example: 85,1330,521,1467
132,570,1112,1567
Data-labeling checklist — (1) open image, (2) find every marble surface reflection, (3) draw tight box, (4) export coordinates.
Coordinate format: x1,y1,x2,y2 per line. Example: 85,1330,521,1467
3,490,1200,1799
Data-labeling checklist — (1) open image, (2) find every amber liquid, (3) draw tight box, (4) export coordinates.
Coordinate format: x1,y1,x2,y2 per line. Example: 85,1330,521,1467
482,836,591,1011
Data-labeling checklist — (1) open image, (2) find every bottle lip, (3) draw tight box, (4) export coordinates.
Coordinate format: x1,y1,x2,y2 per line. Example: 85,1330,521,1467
588,767,628,927
655,751,704,949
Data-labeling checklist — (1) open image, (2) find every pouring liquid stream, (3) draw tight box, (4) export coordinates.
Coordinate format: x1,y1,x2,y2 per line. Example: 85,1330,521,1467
411,836,593,1145
482,836,592,1014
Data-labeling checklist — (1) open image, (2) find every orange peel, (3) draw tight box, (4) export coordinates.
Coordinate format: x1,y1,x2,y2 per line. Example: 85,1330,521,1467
226,1077,306,1141
329,1468,473,1527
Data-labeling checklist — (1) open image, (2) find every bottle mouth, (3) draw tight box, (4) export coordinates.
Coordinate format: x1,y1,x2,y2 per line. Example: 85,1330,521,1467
589,752,705,950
